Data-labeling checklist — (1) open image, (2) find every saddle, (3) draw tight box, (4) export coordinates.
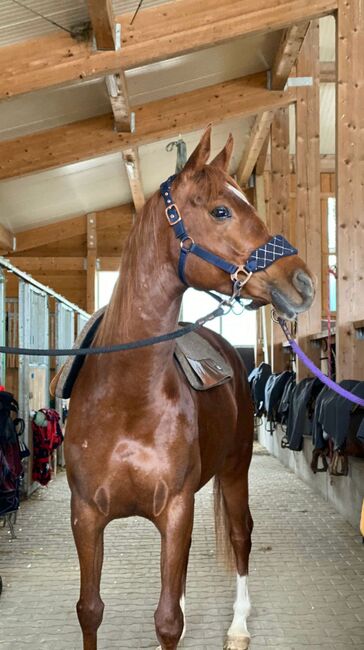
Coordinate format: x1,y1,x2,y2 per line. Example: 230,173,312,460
51,309,233,399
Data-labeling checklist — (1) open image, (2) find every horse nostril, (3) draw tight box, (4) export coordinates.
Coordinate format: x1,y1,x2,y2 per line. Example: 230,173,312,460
293,270,314,297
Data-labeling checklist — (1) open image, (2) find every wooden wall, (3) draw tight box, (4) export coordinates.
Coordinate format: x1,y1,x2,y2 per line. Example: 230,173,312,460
8,210,133,312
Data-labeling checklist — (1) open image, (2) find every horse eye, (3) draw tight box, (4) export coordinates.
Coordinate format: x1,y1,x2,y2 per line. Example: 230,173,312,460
210,206,232,220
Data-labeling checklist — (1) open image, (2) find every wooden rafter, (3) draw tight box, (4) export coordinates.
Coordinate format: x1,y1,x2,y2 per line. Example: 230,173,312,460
14,205,133,253
237,111,275,185
9,257,86,272
87,0,115,50
6,256,121,273
106,73,132,132
0,73,295,181
271,22,310,88
0,0,337,101
87,0,132,132
237,21,310,186
122,148,145,213
255,134,270,175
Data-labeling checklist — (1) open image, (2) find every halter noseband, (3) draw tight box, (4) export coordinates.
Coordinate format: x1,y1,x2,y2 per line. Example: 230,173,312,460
160,174,298,294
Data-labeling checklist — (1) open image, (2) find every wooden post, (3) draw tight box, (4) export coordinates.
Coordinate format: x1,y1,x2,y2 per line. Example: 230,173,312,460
270,107,290,372
86,213,97,314
295,20,322,379
336,0,364,380
254,175,272,365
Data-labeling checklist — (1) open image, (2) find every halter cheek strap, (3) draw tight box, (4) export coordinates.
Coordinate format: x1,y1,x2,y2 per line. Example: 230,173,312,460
160,175,298,290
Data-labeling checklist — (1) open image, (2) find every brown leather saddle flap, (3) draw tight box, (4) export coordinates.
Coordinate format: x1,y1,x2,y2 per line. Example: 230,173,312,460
174,331,233,391
53,313,232,398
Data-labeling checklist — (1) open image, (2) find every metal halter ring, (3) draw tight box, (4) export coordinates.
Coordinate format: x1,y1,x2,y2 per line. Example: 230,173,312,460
230,266,252,287
180,237,195,251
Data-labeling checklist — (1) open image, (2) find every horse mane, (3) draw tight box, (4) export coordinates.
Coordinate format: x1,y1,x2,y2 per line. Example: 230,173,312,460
95,190,162,345
94,164,235,345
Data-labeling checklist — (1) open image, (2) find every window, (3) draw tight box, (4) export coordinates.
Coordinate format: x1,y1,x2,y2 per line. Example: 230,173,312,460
96,275,257,347
321,192,337,317
96,271,119,309
327,197,336,313
181,289,256,347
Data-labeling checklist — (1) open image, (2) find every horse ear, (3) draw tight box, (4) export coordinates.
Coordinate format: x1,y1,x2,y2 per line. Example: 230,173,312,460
209,134,234,172
182,125,212,175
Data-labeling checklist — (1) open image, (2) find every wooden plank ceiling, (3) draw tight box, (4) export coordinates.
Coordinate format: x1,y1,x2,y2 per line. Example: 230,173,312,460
0,0,336,311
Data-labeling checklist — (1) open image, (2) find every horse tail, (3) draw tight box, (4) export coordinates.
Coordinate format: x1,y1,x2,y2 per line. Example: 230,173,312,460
213,476,235,572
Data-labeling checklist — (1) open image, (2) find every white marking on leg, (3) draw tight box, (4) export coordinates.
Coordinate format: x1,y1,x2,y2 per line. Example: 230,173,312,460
227,574,251,639
180,593,186,640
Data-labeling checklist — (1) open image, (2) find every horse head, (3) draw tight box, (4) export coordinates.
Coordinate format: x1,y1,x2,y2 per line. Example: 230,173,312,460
162,126,315,320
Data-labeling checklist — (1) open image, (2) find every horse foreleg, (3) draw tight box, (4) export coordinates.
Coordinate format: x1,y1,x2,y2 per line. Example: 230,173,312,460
154,493,194,650
71,498,106,650
217,467,253,650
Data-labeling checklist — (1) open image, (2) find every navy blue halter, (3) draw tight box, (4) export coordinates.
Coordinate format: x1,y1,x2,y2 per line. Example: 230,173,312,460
160,174,298,291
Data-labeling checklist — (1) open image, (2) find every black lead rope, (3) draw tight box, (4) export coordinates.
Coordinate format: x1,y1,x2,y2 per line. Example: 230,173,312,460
0,301,229,358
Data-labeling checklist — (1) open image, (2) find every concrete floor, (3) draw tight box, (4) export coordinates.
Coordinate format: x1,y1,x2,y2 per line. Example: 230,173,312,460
0,448,363,650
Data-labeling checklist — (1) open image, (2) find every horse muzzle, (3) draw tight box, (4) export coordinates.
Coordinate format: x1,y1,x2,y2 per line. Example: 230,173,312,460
271,270,315,320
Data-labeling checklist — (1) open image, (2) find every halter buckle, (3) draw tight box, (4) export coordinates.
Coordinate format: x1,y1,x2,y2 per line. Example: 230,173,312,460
230,266,252,287
165,204,181,225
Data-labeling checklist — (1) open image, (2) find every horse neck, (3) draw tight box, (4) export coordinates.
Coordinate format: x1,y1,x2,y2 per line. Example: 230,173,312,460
97,196,184,378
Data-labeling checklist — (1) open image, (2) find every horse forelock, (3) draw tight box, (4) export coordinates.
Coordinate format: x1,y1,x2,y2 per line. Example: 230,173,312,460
188,166,253,211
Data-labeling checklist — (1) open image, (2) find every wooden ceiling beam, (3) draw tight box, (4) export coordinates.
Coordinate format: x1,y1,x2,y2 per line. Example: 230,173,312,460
14,204,133,253
237,21,310,186
122,148,145,214
0,0,337,101
237,111,275,185
0,72,295,180
105,73,132,132
271,22,310,89
6,256,121,273
87,0,115,50
6,257,85,272
87,1,132,132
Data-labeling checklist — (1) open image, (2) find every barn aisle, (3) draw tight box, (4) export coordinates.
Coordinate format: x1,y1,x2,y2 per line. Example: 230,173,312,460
0,448,363,650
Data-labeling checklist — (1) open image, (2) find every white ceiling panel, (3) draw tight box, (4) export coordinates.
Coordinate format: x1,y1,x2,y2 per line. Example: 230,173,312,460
0,117,253,231
0,79,110,141
0,153,132,231
127,31,281,105
0,0,88,47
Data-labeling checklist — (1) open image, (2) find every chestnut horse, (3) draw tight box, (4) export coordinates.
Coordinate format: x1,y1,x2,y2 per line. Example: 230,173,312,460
65,128,315,650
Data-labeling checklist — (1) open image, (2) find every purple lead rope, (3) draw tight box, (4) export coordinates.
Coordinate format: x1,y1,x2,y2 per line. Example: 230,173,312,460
278,318,364,408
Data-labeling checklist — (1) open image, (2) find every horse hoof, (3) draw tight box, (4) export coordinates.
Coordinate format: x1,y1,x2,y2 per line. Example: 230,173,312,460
224,634,250,650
